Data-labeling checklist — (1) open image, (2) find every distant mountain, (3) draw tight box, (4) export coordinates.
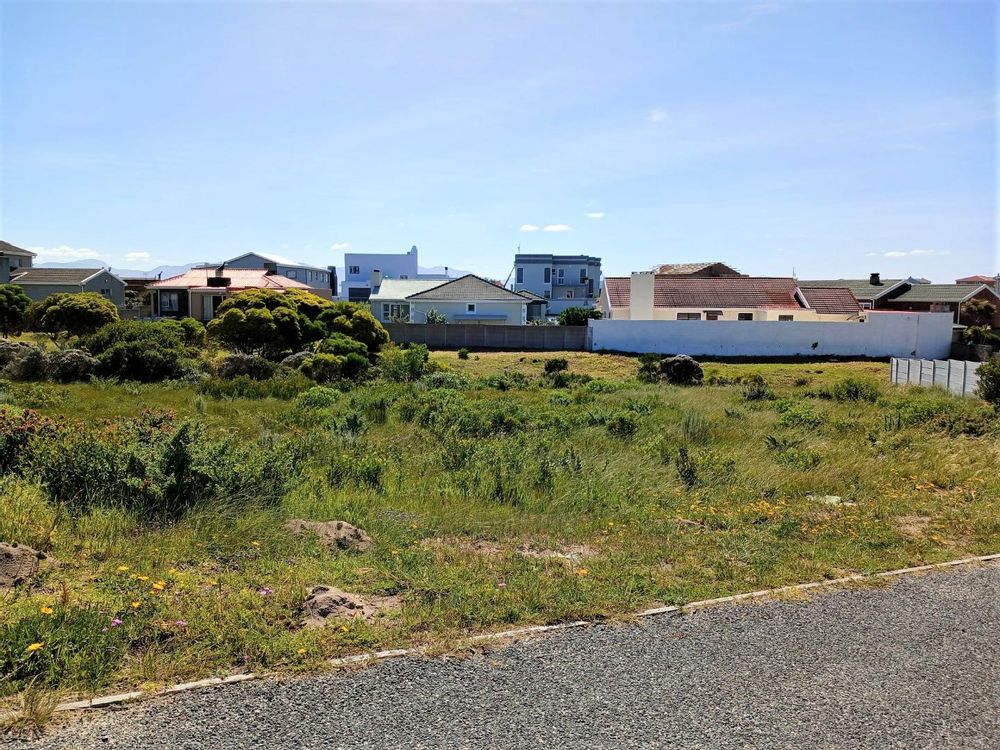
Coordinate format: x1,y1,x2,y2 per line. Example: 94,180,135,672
36,260,202,279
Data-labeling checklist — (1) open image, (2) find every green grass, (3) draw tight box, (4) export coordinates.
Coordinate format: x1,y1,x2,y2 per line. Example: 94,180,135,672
1,354,998,704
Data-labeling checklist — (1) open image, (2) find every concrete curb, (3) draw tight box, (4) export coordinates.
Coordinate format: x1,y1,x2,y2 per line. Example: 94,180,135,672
21,552,1000,716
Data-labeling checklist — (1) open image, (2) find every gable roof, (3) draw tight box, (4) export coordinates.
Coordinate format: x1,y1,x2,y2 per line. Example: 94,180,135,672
147,268,310,291
652,262,743,276
797,278,908,300
369,278,446,301
221,252,328,272
603,277,631,308
891,283,999,304
652,277,807,309
405,274,528,302
798,287,863,315
956,275,998,284
10,267,122,286
0,241,37,258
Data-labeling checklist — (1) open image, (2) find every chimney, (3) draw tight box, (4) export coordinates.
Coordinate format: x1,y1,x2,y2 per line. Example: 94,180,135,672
216,262,226,278
370,268,383,287
869,272,881,286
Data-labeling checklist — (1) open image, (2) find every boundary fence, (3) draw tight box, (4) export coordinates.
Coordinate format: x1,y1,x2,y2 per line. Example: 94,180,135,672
889,357,981,397
384,323,589,351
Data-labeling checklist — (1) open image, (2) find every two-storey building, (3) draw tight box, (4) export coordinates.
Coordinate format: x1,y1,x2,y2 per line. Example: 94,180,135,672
511,254,602,314
341,245,448,303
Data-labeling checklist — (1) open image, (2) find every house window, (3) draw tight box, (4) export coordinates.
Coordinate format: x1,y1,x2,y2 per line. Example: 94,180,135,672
160,292,179,313
677,312,701,320
100,288,112,298
579,269,587,283
400,274,408,280
565,290,574,299
544,268,551,284
705,310,722,320
467,303,476,313
286,270,297,279
557,268,565,282
382,303,409,321
516,267,524,284
778,315,794,321
349,265,360,275
737,313,754,321
861,301,872,309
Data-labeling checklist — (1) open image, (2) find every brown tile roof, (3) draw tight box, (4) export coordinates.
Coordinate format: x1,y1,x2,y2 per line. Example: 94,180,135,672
603,277,631,307
11,268,110,284
405,274,527,302
956,275,997,284
652,276,804,309
798,287,862,315
147,268,311,291
652,262,743,276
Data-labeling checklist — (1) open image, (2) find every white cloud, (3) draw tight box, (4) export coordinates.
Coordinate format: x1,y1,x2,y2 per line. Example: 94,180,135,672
124,251,151,262
585,212,605,219
543,224,571,232
29,245,105,261
874,249,951,259
648,108,669,123
331,242,350,251
520,224,540,232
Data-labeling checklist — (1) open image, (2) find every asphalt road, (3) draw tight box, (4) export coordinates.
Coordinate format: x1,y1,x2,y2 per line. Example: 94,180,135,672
22,562,1000,750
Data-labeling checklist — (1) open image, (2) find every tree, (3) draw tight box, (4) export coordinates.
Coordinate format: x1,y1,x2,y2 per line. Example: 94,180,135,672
207,288,335,358
30,292,119,337
316,302,390,358
976,357,1000,410
961,298,997,327
0,284,31,337
557,306,603,326
424,308,447,324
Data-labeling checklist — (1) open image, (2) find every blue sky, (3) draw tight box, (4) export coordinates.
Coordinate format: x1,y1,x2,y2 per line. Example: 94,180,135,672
1,1,995,281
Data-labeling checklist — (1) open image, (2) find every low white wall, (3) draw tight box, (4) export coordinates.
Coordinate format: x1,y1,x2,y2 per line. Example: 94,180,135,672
589,312,953,359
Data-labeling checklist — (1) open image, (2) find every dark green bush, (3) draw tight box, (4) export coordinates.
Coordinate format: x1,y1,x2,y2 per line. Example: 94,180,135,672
379,344,429,382
637,354,703,385
295,386,340,409
457,348,470,360
741,374,776,401
82,321,188,382
216,353,277,381
544,357,569,374
606,413,639,439
316,332,369,359
829,377,880,403
977,358,1000,410
29,293,119,337
198,374,312,400
557,306,602,326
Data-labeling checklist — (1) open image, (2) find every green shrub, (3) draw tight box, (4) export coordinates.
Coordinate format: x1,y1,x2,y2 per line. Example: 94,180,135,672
379,344,428,382
475,372,531,391
295,386,340,410
2,346,47,381
0,407,56,473
606,413,639,439
681,412,710,442
316,332,369,359
82,321,188,383
675,446,698,488
29,293,119,337
198,374,312,400
557,306,602,326
0,284,31,337
216,354,277,381
637,354,703,385
327,447,385,492
829,377,880,402
160,317,207,347
457,348,469,360
544,357,569,374
776,400,824,428
741,374,776,401
422,371,471,389
977,358,1000,409
316,301,389,357
299,352,368,383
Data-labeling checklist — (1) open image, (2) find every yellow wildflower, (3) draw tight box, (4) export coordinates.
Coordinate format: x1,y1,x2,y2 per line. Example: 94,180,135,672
574,567,589,577
40,606,54,616
131,600,141,609
151,580,167,592
339,625,349,632
251,541,261,547
116,565,130,573
296,648,307,655
25,642,44,653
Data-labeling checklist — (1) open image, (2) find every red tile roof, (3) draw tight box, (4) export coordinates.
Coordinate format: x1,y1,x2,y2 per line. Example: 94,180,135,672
147,268,311,291
798,287,863,315
652,277,804,309
603,277,631,307
956,275,997,284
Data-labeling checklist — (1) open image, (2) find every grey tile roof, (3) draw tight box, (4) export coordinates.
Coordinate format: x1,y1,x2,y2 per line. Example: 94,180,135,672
0,241,36,257
892,284,997,303
11,268,108,284
798,279,905,299
369,278,448,301
406,274,528,302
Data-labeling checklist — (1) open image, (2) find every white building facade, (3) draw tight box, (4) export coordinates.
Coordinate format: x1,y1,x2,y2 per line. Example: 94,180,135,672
511,253,602,314
341,245,448,303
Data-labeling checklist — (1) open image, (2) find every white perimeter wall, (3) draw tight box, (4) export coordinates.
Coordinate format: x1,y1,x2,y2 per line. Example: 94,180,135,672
588,312,953,359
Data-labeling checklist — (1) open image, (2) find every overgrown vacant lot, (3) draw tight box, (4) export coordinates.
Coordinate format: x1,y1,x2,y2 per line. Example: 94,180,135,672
1,353,998,704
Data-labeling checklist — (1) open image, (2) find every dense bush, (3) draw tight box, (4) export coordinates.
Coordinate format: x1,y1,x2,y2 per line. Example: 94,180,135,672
161,316,207,347
422,371,471,389
316,332,369,359
198,374,313,400
741,374,776,401
0,340,32,368
316,301,389,358
7,410,303,520
976,357,1000,410
279,351,312,370
82,321,188,382
45,349,98,383
544,357,569,374
557,306,602,326
216,353,277,381
379,344,429,382
207,289,328,358
29,292,119,337
457,347,469,360
0,284,31,337
295,385,340,409
637,354,703,385
960,325,1000,346
829,377,880,403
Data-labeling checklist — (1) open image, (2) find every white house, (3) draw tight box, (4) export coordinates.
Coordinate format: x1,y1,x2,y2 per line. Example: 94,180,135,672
342,245,448,303
370,274,527,325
